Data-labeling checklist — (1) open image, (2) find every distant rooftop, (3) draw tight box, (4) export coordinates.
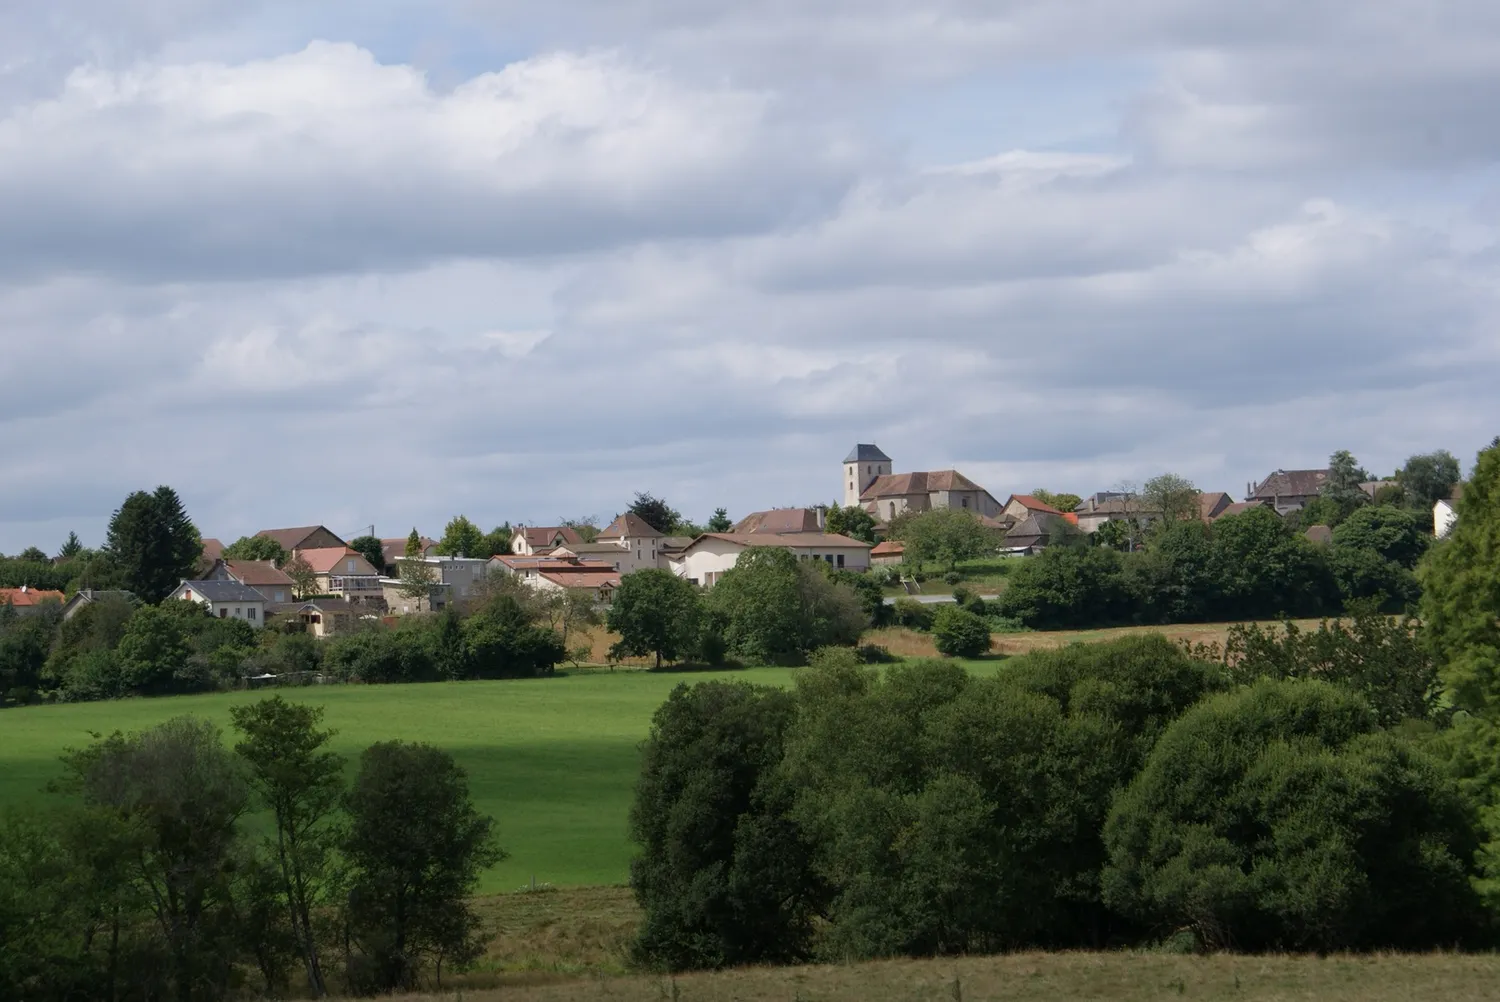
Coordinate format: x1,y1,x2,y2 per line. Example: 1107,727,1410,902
844,443,891,463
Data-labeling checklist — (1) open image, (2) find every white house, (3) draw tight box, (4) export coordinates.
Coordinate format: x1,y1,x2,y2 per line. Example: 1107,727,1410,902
669,532,873,587
595,513,667,573
170,580,267,628
1435,486,1463,539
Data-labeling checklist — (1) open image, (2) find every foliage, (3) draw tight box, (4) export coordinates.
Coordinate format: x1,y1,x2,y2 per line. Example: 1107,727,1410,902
404,528,423,559
223,535,290,565
104,486,202,603
997,546,1132,629
1207,506,1335,620
1332,504,1428,567
706,548,867,665
889,509,998,570
825,503,879,543
931,605,991,657
479,524,513,559
0,557,73,592
1398,449,1461,511
284,555,318,600
891,597,936,632
395,550,437,607
57,531,83,560
0,604,62,703
1103,680,1485,951
630,681,818,970
607,569,704,668
628,492,682,535
436,515,485,558
230,697,345,997
1091,518,1132,551
1031,490,1082,513
706,508,733,533
1421,439,1500,717
560,517,601,543
1191,606,1442,727
347,535,387,575
832,568,892,628
464,594,567,678
1142,473,1201,526
341,741,503,993
1319,449,1373,523
114,603,194,695
61,717,253,998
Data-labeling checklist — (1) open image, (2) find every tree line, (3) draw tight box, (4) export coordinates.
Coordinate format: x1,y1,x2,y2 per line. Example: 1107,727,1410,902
0,698,499,1000
626,437,1500,967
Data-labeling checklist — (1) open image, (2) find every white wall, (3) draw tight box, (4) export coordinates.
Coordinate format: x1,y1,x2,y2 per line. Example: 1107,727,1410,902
1435,499,1459,539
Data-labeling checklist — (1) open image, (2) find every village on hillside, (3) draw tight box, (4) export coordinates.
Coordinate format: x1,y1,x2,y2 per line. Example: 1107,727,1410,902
1,441,1460,640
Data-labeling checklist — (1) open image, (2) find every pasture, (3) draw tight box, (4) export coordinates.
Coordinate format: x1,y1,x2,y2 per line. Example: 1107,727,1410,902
0,619,1314,893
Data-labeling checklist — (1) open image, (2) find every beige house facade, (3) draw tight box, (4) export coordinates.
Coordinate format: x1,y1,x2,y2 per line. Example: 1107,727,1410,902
669,532,873,587
299,548,385,604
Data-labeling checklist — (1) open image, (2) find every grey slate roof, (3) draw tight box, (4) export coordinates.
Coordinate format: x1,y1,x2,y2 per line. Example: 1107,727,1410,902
844,443,891,463
176,580,268,603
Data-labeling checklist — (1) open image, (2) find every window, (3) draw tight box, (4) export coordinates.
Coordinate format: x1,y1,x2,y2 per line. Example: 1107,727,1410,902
837,554,845,568
218,607,228,618
348,559,357,573
962,497,970,508
247,607,257,620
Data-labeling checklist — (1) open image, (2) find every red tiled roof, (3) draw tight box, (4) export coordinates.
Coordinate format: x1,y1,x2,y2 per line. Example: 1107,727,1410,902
861,470,983,500
871,540,905,555
1060,512,1079,525
201,538,225,562
683,532,874,553
225,560,295,588
538,570,620,590
732,508,824,534
598,513,664,539
0,587,65,607
521,526,584,547
298,548,379,575
1007,494,1064,515
1215,500,1274,520
1251,470,1329,500
257,526,346,551
1197,492,1232,521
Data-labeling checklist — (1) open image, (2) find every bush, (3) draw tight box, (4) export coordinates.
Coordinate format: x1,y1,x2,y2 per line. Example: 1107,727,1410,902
1103,680,1486,951
931,606,991,658
943,571,963,586
707,549,867,665
630,682,819,970
997,546,1131,629
891,598,935,632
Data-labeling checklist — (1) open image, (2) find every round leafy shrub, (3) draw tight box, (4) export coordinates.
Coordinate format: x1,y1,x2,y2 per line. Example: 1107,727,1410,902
892,598,936,632
943,571,963,586
931,606,992,658
1103,679,1486,952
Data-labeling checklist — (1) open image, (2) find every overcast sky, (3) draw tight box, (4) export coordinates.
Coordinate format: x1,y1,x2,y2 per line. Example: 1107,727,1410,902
2,1,1498,551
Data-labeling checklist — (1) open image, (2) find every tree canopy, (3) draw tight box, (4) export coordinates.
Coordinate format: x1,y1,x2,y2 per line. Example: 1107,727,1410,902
1398,449,1461,511
436,515,484,558
607,569,704,668
104,486,202,602
889,508,997,569
223,534,290,565
824,503,877,543
628,493,682,535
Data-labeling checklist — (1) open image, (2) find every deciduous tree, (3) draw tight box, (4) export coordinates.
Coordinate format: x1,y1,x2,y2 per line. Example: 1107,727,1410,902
341,742,503,993
230,698,345,998
436,516,484,558
824,504,877,543
1142,473,1200,526
1397,449,1461,512
223,535,290,565
347,536,387,575
889,509,997,570
628,493,681,535
607,569,703,668
284,555,318,600
1030,490,1082,513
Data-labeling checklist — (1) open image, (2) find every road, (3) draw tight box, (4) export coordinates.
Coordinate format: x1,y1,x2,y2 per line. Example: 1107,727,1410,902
882,593,958,605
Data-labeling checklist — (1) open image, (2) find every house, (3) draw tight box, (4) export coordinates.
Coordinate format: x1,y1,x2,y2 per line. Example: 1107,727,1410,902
380,536,438,572
1304,525,1334,546
1198,492,1233,521
733,508,827,534
528,559,622,604
61,589,136,621
870,540,905,566
1435,485,1463,539
510,525,584,556
380,578,449,616
393,555,490,602
1214,499,1274,520
0,586,65,615
298,548,384,604
1071,494,1157,534
1003,494,1066,524
169,580,267,628
197,538,225,575
1246,470,1330,515
1002,514,1058,551
207,559,296,604
256,525,348,554
596,513,667,572
271,598,361,639
669,532,874,587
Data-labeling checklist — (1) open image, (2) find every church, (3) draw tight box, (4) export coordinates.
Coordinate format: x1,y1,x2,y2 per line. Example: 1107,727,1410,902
843,444,1004,523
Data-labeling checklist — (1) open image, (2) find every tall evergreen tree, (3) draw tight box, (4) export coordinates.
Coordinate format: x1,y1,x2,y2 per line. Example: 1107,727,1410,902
57,532,83,560
1421,440,1500,716
104,487,202,602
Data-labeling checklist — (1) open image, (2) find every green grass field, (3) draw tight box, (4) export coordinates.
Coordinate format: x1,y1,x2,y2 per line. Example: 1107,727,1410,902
0,664,994,893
